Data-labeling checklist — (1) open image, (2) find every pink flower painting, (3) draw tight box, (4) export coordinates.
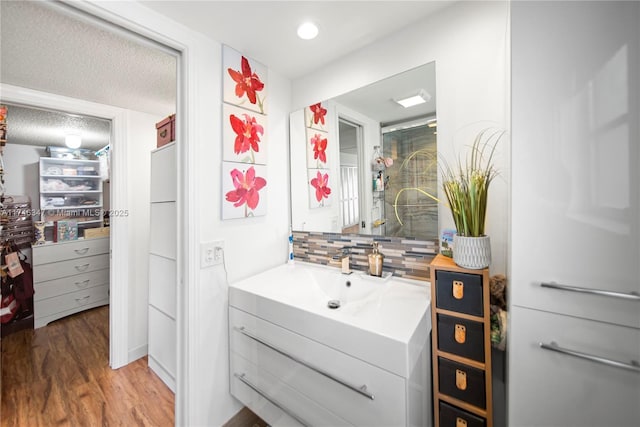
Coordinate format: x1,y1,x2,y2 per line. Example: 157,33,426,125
306,129,329,168
223,103,268,164
223,46,268,115
305,101,328,132
308,169,332,208
223,163,267,218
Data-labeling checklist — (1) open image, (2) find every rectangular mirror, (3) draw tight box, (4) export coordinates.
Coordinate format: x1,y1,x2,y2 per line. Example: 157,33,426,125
289,62,437,240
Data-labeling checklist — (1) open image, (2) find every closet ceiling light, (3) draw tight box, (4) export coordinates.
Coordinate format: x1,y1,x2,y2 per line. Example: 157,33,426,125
395,89,431,108
297,22,318,40
65,134,82,149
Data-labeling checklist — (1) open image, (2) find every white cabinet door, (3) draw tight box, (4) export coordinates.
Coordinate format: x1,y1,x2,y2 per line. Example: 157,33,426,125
511,1,640,326
509,306,640,427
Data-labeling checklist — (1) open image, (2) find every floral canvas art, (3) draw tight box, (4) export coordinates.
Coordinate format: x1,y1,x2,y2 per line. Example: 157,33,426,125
222,162,268,219
223,45,267,115
306,129,329,169
222,103,267,164
308,169,332,209
304,102,328,132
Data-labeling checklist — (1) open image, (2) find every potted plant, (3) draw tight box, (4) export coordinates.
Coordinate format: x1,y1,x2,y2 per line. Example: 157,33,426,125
441,128,503,269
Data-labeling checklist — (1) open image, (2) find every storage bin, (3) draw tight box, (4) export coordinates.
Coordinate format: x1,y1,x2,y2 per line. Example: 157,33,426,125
156,114,175,148
436,270,484,316
439,401,486,427
437,314,485,362
438,357,486,408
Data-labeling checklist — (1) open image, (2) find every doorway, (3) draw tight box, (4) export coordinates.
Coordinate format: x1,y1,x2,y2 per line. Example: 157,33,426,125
338,118,363,234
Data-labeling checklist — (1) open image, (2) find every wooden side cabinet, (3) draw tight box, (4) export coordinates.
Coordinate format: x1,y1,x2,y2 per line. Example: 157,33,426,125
430,254,492,427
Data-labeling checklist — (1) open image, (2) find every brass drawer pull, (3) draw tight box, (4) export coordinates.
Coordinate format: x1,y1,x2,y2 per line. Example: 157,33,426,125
456,418,468,427
455,369,467,390
454,324,466,344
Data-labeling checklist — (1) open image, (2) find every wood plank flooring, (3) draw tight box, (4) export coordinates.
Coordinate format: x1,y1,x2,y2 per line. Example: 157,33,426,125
1,306,174,426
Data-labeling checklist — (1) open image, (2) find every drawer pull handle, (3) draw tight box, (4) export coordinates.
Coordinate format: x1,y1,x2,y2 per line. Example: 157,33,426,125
74,279,90,288
234,373,310,427
539,341,640,373
75,264,90,272
235,326,375,400
541,282,640,301
74,248,90,255
453,281,464,299
456,418,468,427
455,324,466,344
455,369,467,390
75,295,91,305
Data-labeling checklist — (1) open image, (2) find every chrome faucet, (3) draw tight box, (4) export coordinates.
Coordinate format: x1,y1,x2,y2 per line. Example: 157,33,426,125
332,246,354,275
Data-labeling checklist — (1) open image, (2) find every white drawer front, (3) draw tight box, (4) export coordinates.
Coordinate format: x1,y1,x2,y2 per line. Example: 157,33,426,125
34,268,109,301
231,354,351,427
34,254,110,283
230,307,406,427
150,143,176,203
509,306,640,427
148,305,176,379
35,283,109,319
32,237,109,265
149,202,176,260
148,254,176,318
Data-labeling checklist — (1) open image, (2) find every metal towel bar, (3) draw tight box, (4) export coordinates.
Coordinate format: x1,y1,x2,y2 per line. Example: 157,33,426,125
540,282,640,301
539,341,640,373
235,326,375,400
234,373,310,426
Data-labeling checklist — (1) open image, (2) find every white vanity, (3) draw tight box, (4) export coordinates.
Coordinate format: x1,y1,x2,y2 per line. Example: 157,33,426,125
229,261,431,427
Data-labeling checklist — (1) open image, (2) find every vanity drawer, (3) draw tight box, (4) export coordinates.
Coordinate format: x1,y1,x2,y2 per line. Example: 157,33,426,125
437,314,485,362
439,401,486,427
34,254,109,283
231,354,350,427
436,270,483,316
34,283,109,319
438,357,486,409
32,237,109,265
230,307,406,427
34,268,109,301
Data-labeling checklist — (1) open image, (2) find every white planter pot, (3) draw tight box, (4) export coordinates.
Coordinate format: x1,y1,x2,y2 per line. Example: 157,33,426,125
453,234,491,270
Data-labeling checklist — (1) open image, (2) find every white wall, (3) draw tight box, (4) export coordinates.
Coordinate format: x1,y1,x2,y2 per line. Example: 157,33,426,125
292,1,510,274
3,143,44,206
126,110,162,361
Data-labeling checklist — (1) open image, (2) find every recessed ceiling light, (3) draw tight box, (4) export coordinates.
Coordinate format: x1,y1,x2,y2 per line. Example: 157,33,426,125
297,22,318,40
65,133,82,149
395,89,431,108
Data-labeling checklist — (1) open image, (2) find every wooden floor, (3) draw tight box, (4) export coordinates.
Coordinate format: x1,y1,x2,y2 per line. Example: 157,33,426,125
1,306,175,426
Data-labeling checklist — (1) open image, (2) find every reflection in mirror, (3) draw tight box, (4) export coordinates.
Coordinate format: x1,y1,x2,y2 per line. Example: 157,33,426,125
290,62,437,240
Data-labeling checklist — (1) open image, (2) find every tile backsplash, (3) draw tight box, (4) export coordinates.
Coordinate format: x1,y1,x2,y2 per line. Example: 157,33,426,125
293,231,438,281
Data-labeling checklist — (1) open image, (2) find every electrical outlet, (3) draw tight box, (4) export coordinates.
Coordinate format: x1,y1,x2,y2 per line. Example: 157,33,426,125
201,240,224,268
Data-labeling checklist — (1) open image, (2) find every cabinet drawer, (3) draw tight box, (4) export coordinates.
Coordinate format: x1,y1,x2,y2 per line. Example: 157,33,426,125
32,238,109,265
34,268,109,301
438,357,486,409
439,401,486,427
148,305,176,379
509,306,640,427
437,314,485,362
230,307,406,427
436,271,483,316
148,254,176,318
35,283,109,318
34,254,109,283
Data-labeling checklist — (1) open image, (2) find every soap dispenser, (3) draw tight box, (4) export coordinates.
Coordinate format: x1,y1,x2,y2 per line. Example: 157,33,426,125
368,242,384,277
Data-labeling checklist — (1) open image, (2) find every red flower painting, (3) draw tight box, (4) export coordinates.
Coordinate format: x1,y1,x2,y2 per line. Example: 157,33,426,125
310,133,328,164
310,171,331,203
227,56,265,113
229,113,264,161
225,166,267,215
309,103,327,126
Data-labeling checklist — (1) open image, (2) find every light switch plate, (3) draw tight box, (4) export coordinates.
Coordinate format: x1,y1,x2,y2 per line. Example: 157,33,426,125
201,240,224,268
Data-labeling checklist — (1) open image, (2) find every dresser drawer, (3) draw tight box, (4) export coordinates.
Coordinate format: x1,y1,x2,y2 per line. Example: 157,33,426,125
230,307,406,427
436,270,483,316
34,254,109,283
438,357,486,409
34,268,109,301
437,314,485,362
32,237,109,265
35,283,109,319
439,401,486,427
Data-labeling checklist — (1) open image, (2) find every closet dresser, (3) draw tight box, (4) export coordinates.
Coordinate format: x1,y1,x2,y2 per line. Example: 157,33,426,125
32,236,109,328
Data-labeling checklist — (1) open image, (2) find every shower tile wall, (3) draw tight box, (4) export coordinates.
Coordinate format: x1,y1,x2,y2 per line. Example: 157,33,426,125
293,231,437,281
